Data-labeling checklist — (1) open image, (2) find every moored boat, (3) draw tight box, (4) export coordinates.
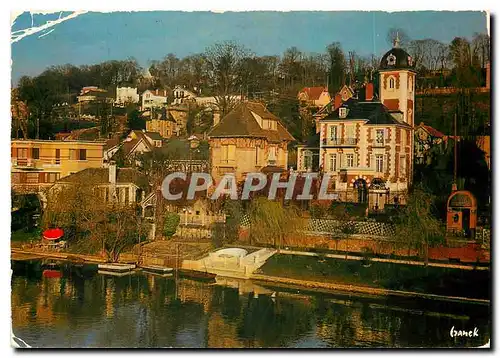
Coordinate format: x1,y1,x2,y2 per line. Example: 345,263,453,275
97,263,136,272
178,269,216,282
97,270,134,277
141,265,174,275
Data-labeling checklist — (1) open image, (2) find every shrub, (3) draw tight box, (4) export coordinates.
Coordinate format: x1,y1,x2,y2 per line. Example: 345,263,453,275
163,212,180,238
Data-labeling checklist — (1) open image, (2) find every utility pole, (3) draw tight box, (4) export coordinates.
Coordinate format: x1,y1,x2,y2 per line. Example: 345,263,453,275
454,112,458,186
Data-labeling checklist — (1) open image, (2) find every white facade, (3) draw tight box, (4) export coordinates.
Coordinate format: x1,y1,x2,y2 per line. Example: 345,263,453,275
171,86,197,105
142,90,168,110
116,87,139,105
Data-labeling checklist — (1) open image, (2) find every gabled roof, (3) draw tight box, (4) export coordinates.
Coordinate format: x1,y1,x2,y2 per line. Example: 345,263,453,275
130,130,164,141
207,102,295,142
118,136,153,158
417,123,445,138
143,89,168,97
299,87,329,101
57,168,148,188
144,131,163,141
104,137,121,150
322,98,411,127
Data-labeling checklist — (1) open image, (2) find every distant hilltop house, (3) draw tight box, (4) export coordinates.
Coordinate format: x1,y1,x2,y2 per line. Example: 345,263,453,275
414,122,446,165
415,122,491,170
141,89,168,111
207,101,294,183
77,86,113,103
146,108,178,139
171,85,197,105
298,86,331,108
312,84,357,133
115,86,139,106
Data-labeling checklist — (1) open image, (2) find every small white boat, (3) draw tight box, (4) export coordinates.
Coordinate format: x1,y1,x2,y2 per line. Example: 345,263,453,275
98,263,136,272
98,270,134,277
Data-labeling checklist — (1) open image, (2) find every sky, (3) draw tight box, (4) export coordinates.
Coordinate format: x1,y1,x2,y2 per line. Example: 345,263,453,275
10,11,488,84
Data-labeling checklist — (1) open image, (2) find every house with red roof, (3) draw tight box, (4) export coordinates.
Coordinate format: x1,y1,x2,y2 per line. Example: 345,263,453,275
415,122,447,165
297,86,331,108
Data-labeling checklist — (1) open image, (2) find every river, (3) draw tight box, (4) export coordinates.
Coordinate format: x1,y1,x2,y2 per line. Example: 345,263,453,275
11,260,490,348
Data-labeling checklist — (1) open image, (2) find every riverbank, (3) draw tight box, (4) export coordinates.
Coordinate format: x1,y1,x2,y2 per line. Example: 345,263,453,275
256,254,490,301
11,248,106,263
250,274,490,306
11,247,490,305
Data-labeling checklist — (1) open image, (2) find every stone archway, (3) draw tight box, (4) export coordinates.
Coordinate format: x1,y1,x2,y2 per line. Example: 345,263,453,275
368,178,389,212
446,190,477,238
353,178,368,204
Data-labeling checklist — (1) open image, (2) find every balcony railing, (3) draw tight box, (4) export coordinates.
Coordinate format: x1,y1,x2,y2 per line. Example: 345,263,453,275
219,159,236,166
322,138,358,146
12,158,34,167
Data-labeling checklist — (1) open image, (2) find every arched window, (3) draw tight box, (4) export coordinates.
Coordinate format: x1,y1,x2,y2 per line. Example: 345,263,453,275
389,77,395,89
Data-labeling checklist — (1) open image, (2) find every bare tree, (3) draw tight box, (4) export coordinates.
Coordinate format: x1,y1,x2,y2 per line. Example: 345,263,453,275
386,28,410,48
204,41,253,115
472,33,490,68
326,42,346,95
44,180,146,262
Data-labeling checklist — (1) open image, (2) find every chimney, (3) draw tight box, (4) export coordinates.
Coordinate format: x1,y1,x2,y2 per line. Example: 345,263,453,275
334,94,342,110
109,162,117,185
213,111,221,126
365,83,374,101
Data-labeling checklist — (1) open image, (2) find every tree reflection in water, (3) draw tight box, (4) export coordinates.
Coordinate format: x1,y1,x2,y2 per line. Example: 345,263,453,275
11,260,490,348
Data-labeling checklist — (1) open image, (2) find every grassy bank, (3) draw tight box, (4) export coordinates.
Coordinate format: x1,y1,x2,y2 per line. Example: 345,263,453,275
258,254,490,300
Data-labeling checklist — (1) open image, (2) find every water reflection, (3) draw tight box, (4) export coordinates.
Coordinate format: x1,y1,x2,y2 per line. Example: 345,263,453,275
11,260,490,348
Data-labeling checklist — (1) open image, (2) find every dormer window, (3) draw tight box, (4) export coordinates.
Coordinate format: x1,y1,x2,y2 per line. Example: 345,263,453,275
339,107,348,118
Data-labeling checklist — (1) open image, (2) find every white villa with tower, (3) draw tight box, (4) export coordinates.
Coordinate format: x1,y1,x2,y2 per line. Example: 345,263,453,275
297,38,416,209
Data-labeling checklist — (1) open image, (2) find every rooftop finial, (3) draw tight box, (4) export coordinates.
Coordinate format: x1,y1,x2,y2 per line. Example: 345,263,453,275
394,32,400,48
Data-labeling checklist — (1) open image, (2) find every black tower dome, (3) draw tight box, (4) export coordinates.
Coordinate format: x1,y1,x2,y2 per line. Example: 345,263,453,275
379,34,415,70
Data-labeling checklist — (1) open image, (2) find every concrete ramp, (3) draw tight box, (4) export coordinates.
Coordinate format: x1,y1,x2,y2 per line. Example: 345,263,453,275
182,247,277,278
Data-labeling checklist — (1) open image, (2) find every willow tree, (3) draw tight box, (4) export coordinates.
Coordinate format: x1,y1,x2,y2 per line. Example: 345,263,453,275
248,198,305,250
391,187,445,265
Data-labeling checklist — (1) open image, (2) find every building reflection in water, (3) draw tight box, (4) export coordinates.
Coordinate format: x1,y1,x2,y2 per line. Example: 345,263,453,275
11,260,490,348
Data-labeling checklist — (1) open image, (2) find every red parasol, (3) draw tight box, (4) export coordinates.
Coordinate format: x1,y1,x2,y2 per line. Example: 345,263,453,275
43,270,62,278
43,228,64,241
